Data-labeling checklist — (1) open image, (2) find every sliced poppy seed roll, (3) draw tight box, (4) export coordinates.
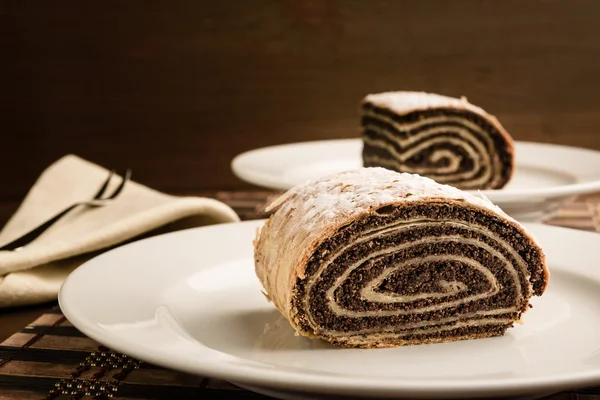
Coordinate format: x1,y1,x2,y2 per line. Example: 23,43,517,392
361,91,515,190
254,167,548,348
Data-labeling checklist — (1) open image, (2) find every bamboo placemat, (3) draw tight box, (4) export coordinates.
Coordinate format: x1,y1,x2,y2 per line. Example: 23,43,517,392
0,191,599,400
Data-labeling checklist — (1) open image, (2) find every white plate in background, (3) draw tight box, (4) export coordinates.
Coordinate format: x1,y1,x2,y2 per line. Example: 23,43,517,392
61,220,600,399
231,140,600,221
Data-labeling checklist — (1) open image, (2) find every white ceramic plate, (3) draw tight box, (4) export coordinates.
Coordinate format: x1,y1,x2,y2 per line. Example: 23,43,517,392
60,220,600,399
231,140,600,221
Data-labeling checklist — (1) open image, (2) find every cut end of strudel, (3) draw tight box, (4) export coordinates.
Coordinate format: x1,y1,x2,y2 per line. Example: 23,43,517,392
254,167,548,348
360,91,515,190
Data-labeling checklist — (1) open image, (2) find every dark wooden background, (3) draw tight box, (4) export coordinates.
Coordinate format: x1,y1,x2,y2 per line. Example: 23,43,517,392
3,0,600,221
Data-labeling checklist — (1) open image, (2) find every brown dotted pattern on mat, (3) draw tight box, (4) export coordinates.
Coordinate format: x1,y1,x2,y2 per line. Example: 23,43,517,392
46,346,141,399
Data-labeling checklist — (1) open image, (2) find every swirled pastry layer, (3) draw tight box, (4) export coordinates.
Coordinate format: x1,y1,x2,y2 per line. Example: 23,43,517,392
254,168,548,348
360,91,515,190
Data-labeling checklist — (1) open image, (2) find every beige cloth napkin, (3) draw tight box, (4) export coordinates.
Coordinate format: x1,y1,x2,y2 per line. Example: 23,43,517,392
0,155,240,308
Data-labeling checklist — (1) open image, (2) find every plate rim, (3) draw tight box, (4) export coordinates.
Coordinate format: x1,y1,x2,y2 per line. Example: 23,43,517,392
59,220,600,398
231,139,600,201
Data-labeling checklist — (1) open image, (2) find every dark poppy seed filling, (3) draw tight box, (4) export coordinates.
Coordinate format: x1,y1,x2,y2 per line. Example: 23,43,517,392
254,168,548,349
288,201,545,347
360,92,515,190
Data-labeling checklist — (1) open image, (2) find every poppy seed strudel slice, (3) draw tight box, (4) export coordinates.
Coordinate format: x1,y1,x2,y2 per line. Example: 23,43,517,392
254,167,548,348
360,91,515,190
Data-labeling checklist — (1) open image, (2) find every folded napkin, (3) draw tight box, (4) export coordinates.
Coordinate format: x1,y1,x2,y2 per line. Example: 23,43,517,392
0,155,240,308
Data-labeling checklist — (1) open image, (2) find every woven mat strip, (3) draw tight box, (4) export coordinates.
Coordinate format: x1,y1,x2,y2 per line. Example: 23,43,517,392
0,191,598,399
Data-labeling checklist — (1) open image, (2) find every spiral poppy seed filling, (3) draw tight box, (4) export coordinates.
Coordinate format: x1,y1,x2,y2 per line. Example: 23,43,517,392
253,168,548,348
360,92,515,190
291,203,543,346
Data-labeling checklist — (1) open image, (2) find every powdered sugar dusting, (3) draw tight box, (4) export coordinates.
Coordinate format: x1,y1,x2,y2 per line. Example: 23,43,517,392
269,167,511,232
364,91,489,117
